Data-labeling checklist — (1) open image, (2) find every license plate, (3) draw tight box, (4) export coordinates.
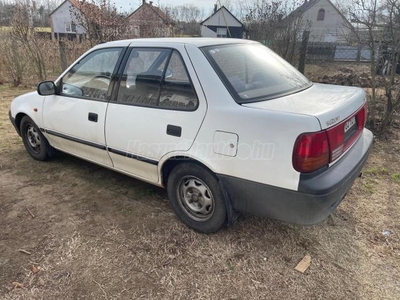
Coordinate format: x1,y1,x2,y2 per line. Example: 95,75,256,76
344,116,356,133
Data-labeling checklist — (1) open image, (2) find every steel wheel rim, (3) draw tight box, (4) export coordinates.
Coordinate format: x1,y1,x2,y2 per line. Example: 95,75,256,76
177,176,215,222
26,125,41,154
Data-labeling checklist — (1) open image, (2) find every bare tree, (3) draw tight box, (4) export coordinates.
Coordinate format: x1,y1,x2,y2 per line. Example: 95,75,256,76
218,0,234,12
0,0,15,26
341,0,400,133
70,0,129,45
379,0,400,132
0,36,25,87
162,4,203,36
344,0,383,129
237,0,308,63
10,4,47,81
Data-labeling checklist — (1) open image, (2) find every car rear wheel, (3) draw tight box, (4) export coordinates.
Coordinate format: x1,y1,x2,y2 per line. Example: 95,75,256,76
20,116,51,161
167,163,227,233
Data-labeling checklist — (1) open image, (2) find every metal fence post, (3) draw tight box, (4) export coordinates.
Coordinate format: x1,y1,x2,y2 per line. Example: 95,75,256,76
298,30,310,74
356,43,362,62
59,40,68,72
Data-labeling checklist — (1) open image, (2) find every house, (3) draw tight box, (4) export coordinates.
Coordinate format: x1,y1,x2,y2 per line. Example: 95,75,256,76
200,5,246,39
127,0,173,38
287,0,353,43
49,0,86,40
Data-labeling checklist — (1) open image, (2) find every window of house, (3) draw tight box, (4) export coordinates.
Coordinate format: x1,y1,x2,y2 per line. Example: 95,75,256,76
133,25,140,37
61,48,122,100
65,22,77,33
217,27,227,38
117,49,198,110
317,9,325,21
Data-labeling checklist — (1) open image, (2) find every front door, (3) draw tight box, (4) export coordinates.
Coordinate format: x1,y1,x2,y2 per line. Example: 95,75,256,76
105,46,207,182
43,47,124,166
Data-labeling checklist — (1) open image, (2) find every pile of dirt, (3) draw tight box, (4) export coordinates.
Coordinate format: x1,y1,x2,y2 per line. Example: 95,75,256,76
317,73,363,86
314,69,400,88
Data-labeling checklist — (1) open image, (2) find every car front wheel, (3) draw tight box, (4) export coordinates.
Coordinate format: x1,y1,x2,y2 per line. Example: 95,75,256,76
20,116,51,161
167,163,227,233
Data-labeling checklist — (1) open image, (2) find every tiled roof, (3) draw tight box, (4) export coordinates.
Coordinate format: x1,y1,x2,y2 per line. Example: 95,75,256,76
288,0,319,19
127,2,171,24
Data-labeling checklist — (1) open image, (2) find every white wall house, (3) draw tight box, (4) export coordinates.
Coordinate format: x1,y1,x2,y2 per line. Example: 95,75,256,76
50,0,86,40
289,0,353,43
200,6,246,39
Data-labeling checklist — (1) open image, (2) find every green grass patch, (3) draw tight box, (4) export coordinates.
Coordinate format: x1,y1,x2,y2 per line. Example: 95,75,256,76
392,173,400,182
365,166,388,176
363,179,377,194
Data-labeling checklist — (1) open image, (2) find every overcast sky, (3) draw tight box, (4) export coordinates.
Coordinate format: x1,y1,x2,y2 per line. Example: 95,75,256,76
113,0,220,13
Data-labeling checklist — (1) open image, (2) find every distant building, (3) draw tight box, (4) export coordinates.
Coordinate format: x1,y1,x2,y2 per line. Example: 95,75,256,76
127,0,174,38
200,5,246,39
49,0,86,40
287,0,353,43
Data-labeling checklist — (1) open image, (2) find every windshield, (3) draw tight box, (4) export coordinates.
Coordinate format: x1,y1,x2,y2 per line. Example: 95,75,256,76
202,43,311,103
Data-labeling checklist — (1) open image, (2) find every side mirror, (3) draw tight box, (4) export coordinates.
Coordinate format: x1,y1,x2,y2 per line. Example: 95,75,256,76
37,81,56,96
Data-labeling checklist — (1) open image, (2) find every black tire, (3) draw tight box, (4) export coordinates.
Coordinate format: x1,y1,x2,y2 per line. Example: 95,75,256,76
20,116,52,161
167,163,227,233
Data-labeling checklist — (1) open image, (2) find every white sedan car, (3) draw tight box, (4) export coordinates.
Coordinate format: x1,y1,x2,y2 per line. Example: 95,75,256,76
9,38,373,233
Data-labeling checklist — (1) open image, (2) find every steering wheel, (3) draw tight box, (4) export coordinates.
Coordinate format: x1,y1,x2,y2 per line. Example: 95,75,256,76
86,75,110,90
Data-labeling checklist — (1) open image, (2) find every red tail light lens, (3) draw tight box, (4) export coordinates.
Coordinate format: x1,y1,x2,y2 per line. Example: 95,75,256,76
327,105,366,161
292,131,330,173
358,105,367,130
293,104,367,173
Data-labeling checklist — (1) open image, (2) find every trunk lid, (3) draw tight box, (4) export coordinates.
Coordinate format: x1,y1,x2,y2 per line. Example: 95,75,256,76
243,83,366,130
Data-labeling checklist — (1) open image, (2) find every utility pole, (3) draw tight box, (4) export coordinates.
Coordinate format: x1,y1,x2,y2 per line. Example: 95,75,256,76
25,0,34,33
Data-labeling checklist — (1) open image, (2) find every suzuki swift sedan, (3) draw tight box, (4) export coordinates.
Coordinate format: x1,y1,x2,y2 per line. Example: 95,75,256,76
9,38,373,233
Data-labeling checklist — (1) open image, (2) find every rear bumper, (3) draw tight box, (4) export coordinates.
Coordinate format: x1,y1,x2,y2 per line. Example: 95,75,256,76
218,129,374,225
9,110,20,136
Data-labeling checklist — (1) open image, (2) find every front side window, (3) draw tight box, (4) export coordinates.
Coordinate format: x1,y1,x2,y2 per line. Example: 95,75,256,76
61,48,122,100
117,48,198,110
202,44,311,103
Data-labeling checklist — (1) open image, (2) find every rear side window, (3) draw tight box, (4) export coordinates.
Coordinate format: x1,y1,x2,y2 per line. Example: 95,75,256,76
118,48,170,107
202,44,311,103
159,51,197,109
117,49,198,110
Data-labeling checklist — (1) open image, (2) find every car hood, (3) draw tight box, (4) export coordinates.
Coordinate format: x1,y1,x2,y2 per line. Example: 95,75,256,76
242,83,366,130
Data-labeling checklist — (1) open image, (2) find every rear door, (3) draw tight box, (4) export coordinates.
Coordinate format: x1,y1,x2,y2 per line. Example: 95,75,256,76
43,47,124,166
105,45,207,182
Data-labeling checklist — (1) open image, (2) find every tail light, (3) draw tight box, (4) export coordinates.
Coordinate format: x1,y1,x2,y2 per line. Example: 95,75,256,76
292,131,330,173
293,104,367,173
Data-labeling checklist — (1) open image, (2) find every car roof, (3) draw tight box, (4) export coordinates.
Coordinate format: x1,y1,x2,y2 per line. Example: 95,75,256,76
94,38,258,49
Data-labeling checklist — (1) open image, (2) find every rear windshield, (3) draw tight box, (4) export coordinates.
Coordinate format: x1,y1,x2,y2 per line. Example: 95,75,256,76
202,44,311,103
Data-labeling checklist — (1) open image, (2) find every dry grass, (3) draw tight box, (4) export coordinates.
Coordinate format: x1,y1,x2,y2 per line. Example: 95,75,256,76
0,86,399,299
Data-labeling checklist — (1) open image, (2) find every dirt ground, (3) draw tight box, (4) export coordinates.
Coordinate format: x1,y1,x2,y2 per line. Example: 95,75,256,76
0,85,399,300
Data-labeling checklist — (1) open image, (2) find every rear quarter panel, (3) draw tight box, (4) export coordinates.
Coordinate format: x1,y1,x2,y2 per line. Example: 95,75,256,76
188,106,321,191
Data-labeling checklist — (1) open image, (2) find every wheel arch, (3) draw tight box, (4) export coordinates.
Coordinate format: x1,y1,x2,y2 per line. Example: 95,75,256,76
160,156,218,188
160,155,238,228
15,112,28,133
